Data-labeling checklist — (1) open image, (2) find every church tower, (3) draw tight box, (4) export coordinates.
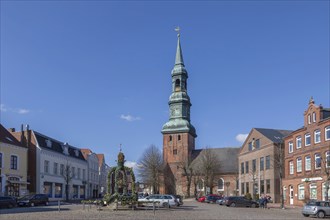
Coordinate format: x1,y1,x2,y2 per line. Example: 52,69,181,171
161,31,197,195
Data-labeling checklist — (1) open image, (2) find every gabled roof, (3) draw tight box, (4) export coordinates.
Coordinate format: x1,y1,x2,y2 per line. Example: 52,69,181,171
0,124,24,147
97,154,105,167
191,147,240,174
33,131,86,161
254,128,293,143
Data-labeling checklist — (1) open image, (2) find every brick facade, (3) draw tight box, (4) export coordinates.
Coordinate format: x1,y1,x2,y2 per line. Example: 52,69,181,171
283,98,330,206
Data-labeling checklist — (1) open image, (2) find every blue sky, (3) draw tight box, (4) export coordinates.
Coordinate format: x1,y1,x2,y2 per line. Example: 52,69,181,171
1,1,329,168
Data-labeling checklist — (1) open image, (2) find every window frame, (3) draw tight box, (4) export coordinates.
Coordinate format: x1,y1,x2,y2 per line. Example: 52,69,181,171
266,155,270,170
289,161,294,174
312,112,316,123
314,129,321,144
326,151,330,168
326,126,330,141
308,114,311,124
288,141,293,153
44,160,49,173
296,136,302,149
298,184,305,200
297,157,302,172
305,155,311,171
305,133,311,146
260,157,264,171
315,153,322,170
10,155,18,170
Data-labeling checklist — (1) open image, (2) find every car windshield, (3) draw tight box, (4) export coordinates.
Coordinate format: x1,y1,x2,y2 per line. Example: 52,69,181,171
19,195,34,200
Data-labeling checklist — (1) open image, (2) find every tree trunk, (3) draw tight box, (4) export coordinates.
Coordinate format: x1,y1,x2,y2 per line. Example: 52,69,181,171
280,177,284,209
66,184,69,201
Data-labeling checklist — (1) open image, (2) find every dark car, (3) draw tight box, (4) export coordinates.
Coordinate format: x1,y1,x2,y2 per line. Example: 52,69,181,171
174,195,183,206
18,194,49,207
225,196,259,208
0,196,17,209
205,194,223,203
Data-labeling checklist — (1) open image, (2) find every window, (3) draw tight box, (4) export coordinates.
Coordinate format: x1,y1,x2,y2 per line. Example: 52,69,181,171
83,169,86,181
322,182,330,201
252,159,256,172
315,130,321,144
60,164,64,175
310,183,317,200
305,133,311,146
173,149,177,155
241,182,245,195
308,114,311,124
72,167,75,178
266,179,270,193
78,168,81,179
241,162,244,174
255,139,260,149
260,180,265,194
298,184,305,200
266,155,270,170
296,136,302,149
218,179,224,191
44,160,49,173
283,186,287,201
0,152,2,168
260,157,264,170
305,156,311,171
288,141,293,153
53,163,58,175
246,182,249,194
178,135,181,141
248,142,252,151
297,157,302,172
313,112,316,122
175,79,180,91
10,155,18,170
315,153,321,169
245,161,249,173
326,152,330,168
326,126,330,141
289,161,294,174
169,135,172,142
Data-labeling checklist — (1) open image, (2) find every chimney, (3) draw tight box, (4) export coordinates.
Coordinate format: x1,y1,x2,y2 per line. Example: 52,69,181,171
26,124,31,148
20,124,25,145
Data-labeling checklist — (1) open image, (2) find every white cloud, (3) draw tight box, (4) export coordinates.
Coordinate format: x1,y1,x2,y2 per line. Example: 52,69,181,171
17,109,30,114
125,161,137,169
0,104,7,112
236,133,248,144
120,114,141,122
0,104,30,114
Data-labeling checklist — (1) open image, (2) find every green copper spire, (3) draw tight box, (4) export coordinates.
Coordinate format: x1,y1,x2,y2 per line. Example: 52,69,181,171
175,32,184,66
161,30,197,137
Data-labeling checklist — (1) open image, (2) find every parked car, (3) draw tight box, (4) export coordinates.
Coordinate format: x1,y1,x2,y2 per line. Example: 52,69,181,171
197,196,206,202
205,194,223,203
0,196,17,209
18,194,49,207
216,197,228,205
138,194,178,208
224,196,259,208
302,200,330,218
174,195,183,206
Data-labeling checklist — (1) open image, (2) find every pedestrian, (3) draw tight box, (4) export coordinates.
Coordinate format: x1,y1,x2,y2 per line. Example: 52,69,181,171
259,195,264,208
263,196,268,209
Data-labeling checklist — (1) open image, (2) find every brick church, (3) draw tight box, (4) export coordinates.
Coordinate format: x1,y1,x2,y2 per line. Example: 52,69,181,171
160,32,239,197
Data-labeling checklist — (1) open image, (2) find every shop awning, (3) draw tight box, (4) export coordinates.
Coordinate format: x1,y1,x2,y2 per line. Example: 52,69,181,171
7,180,30,185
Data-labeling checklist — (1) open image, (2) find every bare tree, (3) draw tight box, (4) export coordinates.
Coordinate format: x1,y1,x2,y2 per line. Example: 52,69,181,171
62,162,74,201
249,161,259,200
137,145,163,194
193,148,220,195
320,150,330,201
273,138,285,209
178,157,194,197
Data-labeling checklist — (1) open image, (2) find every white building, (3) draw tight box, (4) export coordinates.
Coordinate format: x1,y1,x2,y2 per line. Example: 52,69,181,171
81,149,100,198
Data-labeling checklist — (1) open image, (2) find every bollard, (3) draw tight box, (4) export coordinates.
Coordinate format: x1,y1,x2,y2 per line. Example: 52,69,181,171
58,200,60,212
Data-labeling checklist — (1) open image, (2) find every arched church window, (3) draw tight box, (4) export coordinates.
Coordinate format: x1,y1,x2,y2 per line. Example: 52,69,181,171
169,135,172,142
178,135,181,141
218,178,224,191
175,79,180,91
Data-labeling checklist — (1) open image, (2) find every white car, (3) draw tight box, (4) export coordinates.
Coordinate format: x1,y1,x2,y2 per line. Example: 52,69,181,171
138,194,178,208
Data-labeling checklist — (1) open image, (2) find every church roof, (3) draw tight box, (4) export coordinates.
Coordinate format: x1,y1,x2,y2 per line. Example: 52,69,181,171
191,147,240,174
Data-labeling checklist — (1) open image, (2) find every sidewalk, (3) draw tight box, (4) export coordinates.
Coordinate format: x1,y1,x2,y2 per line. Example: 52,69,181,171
267,203,299,209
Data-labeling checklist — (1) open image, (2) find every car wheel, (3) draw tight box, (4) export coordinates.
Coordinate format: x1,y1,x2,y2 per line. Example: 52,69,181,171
303,214,309,217
30,202,35,207
230,203,236,207
251,204,256,208
317,211,325,218
163,202,170,208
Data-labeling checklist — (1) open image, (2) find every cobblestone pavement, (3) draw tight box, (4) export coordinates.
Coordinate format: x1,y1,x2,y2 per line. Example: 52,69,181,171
0,199,304,219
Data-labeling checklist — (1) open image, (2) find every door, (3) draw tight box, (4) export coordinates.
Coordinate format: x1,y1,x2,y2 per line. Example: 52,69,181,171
289,185,294,205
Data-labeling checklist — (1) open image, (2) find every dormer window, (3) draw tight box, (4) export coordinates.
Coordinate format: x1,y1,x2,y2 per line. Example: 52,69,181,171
175,79,180,91
45,139,52,148
62,143,69,155
74,149,79,157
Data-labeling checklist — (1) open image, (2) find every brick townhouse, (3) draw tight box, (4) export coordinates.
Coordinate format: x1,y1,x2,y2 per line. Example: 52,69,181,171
283,98,330,206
